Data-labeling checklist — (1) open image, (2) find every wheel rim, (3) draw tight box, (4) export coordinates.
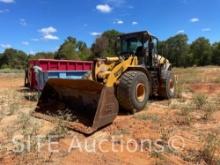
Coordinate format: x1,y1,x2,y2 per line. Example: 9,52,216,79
169,79,175,93
136,83,146,102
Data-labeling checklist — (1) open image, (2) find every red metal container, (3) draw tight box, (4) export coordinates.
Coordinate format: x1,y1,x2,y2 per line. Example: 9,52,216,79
25,59,93,90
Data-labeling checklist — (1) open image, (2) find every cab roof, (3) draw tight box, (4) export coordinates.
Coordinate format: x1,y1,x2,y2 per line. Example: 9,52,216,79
119,31,158,40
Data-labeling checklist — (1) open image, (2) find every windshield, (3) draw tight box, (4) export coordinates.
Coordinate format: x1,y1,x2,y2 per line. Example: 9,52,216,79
120,38,143,54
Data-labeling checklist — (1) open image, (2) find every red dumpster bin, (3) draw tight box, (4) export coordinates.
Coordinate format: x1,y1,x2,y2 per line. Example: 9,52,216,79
25,59,93,90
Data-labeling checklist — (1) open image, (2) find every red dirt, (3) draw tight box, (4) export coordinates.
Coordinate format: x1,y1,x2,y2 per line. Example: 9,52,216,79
0,77,23,89
189,83,220,95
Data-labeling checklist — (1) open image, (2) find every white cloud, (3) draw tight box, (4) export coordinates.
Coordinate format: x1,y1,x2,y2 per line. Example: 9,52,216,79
39,26,59,40
132,21,138,25
113,19,124,24
117,20,124,24
0,43,11,49
96,4,112,13
22,41,29,46
90,32,102,36
39,26,57,34
176,30,185,34
202,28,211,32
44,34,59,40
190,17,199,23
0,9,9,13
0,0,15,3
19,18,27,26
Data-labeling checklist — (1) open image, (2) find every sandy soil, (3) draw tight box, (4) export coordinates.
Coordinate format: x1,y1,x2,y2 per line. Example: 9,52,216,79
0,67,220,165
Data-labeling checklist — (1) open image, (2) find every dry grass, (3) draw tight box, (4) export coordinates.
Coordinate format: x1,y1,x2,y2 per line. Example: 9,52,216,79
192,93,208,110
134,113,159,122
112,128,130,136
184,134,220,164
0,67,220,165
174,66,220,84
17,112,40,137
48,118,69,139
199,134,220,164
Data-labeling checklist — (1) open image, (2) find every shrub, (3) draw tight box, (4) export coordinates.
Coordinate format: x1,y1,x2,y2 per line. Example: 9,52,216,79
49,118,69,138
48,110,70,138
192,94,208,109
180,103,194,115
1,64,9,69
202,103,216,120
17,113,40,137
199,134,220,164
159,127,171,141
134,113,159,122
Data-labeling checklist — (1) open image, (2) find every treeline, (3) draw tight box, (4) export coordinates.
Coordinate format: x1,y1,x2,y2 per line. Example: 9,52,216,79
0,29,219,69
158,34,220,67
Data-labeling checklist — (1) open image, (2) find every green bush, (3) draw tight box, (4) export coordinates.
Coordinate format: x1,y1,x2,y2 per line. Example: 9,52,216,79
192,94,208,109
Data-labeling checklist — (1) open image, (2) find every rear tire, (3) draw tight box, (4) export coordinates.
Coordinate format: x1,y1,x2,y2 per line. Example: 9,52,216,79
117,71,150,114
159,72,175,99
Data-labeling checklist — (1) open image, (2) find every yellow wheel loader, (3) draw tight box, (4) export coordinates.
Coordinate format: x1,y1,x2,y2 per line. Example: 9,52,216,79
32,31,175,134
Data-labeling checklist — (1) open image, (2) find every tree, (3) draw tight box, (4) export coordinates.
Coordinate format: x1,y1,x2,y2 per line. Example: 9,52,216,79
0,48,27,69
77,41,91,60
91,36,109,58
0,53,2,63
102,30,121,56
158,41,167,56
29,52,55,60
190,37,212,66
159,34,190,67
91,29,121,58
212,42,220,65
55,36,91,60
55,37,78,59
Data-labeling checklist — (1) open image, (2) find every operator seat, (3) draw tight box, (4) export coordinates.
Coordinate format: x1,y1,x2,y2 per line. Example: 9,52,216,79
136,46,145,65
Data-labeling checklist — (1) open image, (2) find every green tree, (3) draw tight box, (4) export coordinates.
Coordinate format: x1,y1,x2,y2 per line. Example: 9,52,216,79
0,48,27,69
212,42,220,65
91,36,109,58
77,41,91,60
190,37,212,66
91,29,121,58
160,34,190,67
0,53,3,64
55,37,91,60
55,37,79,59
29,52,55,60
102,30,121,56
158,40,171,60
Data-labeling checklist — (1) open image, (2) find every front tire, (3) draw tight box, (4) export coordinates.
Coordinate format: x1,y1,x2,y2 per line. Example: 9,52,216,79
117,71,150,113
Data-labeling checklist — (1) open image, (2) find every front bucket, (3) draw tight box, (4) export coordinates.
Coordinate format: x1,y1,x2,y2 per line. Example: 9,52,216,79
32,79,119,134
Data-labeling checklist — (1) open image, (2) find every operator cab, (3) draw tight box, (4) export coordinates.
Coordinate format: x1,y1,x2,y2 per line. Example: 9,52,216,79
118,31,158,68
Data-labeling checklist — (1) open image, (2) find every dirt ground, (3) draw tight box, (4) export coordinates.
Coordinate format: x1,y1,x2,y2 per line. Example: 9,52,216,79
0,67,220,165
